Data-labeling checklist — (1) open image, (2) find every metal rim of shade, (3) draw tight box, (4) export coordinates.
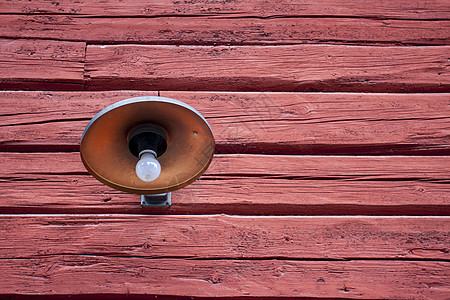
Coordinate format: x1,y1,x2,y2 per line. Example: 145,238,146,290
80,96,215,195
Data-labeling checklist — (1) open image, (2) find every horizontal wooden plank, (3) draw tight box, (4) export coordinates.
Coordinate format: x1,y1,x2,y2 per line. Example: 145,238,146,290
1,215,448,260
1,15,449,45
163,91,450,154
0,39,85,90
0,91,158,151
85,45,450,92
1,91,448,155
0,153,448,215
1,0,449,19
1,256,448,298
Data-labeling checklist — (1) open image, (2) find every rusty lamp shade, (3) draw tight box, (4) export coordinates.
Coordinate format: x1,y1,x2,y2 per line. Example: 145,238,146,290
80,96,215,206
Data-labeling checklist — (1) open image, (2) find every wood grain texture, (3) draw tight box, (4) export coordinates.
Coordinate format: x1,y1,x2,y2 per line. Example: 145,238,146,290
1,215,448,260
0,153,448,215
1,0,449,19
1,256,448,298
0,39,85,90
1,15,449,45
0,91,158,151
1,91,448,154
85,45,450,92
0,215,449,298
2,0,449,298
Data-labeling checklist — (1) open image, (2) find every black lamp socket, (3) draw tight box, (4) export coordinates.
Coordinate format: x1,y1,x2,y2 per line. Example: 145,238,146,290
128,125,167,158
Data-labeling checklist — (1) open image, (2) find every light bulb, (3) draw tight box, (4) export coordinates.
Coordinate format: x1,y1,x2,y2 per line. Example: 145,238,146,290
136,152,161,182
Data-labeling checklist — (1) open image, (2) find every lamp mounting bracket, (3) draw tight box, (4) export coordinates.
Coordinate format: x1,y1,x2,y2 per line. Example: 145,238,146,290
141,193,171,207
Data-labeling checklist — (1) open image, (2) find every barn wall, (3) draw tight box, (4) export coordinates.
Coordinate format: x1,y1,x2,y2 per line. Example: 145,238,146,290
0,0,449,298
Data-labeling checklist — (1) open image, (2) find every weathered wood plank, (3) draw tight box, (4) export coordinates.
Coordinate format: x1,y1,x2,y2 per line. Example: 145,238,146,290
0,39,85,90
0,153,448,215
1,0,449,19
162,91,450,154
1,91,448,154
85,45,450,92
1,15,449,45
1,215,448,260
1,256,448,298
0,91,157,151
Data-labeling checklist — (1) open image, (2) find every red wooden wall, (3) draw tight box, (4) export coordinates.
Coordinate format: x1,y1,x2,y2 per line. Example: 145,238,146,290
0,0,449,298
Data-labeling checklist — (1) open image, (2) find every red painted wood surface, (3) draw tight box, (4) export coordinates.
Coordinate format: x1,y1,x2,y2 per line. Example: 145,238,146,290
2,15,449,45
0,153,449,215
1,215,448,260
1,0,449,298
1,41,448,92
1,0,449,19
2,257,448,298
1,91,448,154
85,45,450,92
0,216,448,298
0,39,85,90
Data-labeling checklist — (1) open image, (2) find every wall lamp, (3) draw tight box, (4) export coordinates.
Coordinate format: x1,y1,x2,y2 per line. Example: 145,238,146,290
80,97,215,207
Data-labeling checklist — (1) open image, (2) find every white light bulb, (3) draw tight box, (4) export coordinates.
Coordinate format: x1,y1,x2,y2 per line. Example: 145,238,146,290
136,152,161,182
